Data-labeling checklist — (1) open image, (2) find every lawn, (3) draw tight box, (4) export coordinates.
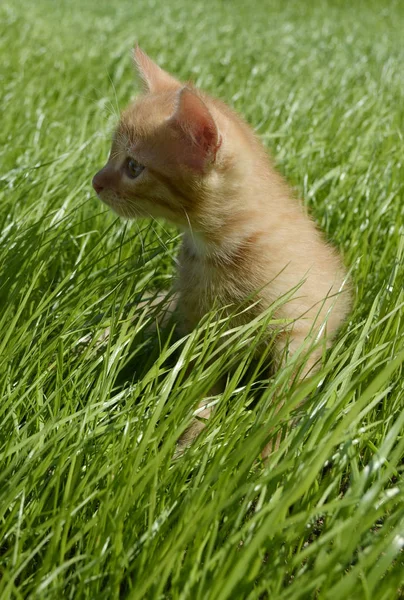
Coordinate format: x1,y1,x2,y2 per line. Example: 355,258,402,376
1,0,403,598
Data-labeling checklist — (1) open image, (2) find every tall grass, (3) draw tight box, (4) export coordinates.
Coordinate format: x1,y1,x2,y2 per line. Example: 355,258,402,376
0,0,403,597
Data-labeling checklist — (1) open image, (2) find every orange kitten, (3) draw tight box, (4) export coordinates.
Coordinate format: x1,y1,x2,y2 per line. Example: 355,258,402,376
93,47,351,441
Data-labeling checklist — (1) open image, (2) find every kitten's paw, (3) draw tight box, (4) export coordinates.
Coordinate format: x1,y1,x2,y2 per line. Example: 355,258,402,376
172,416,208,459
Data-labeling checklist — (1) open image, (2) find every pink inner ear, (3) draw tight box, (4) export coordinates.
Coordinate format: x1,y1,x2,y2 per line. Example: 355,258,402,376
170,87,220,172
195,123,217,154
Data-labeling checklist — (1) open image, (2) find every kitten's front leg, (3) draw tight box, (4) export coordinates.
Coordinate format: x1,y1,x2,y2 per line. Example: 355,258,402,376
261,327,324,458
76,290,178,352
175,381,224,455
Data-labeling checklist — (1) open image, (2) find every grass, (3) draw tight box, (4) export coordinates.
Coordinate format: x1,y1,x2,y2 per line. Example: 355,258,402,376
1,0,403,597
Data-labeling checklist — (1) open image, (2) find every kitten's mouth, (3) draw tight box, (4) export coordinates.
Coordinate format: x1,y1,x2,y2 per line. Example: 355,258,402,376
95,189,120,207
95,192,114,209
95,189,121,209
95,190,145,219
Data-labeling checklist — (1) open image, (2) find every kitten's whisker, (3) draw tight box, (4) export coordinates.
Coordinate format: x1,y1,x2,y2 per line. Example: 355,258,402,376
140,209,170,253
109,149,121,161
107,72,121,119
103,101,120,121
116,197,171,256
182,208,195,245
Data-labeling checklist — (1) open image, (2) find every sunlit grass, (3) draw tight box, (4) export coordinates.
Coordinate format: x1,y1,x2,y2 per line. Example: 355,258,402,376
0,0,403,598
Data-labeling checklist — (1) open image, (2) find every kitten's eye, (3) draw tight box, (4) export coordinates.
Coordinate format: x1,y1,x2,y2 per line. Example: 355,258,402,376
126,158,145,179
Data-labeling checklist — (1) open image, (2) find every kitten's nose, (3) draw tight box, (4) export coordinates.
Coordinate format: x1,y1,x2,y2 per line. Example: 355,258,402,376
92,173,104,194
92,166,118,194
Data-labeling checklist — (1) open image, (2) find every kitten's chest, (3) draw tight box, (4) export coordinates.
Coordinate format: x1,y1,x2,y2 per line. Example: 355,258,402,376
176,240,255,328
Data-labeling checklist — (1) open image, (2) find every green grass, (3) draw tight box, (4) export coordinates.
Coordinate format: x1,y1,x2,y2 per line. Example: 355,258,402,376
1,0,404,597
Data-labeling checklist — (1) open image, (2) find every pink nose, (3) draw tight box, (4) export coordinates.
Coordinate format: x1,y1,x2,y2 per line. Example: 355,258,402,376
92,173,104,194
92,166,117,194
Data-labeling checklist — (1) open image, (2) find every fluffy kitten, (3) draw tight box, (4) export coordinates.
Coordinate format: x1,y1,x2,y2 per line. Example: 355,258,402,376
93,46,351,445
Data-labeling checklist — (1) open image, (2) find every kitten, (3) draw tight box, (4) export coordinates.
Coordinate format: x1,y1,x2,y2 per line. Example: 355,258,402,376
92,46,351,447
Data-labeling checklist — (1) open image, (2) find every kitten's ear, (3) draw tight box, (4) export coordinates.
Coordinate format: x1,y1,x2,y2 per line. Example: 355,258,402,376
133,45,180,93
169,87,221,172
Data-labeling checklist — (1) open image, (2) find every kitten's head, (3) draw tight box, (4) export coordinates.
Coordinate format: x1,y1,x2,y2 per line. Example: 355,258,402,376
92,46,232,227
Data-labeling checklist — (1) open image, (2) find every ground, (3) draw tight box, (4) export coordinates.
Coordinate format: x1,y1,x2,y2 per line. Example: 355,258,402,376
0,0,403,598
